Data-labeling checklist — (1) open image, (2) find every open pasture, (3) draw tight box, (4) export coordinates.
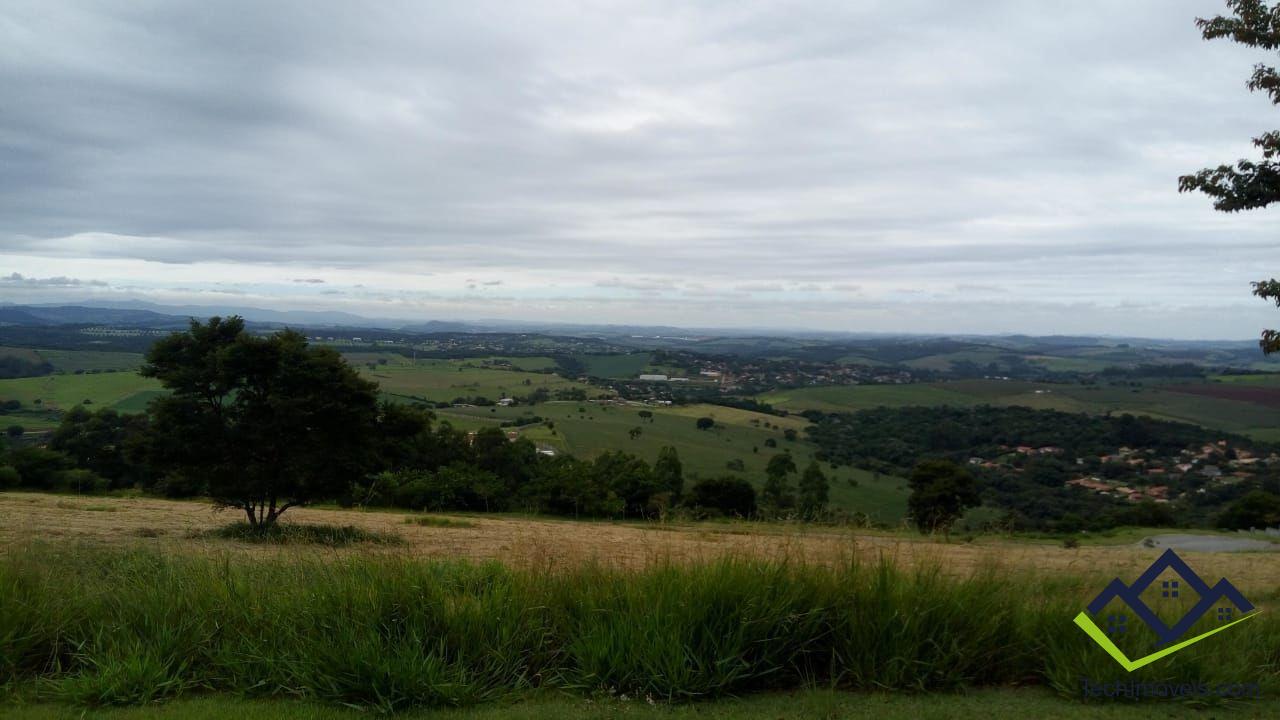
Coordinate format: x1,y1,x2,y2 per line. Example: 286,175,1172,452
353,357,597,403
0,372,163,430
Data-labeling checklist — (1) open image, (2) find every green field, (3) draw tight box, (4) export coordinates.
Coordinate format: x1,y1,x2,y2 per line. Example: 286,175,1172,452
574,352,654,378
344,353,559,373
759,384,979,413
352,356,599,404
760,379,1280,440
437,401,908,520
1213,373,1280,386
0,372,164,430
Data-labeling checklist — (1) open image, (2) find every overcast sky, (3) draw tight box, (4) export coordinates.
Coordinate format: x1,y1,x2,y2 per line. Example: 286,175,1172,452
1,1,1277,338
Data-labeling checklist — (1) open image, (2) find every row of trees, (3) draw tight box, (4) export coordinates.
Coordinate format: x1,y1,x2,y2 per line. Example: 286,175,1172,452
0,317,836,529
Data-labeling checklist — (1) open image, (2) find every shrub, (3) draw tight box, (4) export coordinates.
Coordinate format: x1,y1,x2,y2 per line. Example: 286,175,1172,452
403,515,476,529
9,446,71,490
59,469,108,494
194,522,404,547
688,476,757,517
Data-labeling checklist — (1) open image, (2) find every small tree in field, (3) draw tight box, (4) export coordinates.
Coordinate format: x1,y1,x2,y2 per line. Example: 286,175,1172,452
761,453,797,513
797,460,829,519
142,316,380,530
907,459,980,536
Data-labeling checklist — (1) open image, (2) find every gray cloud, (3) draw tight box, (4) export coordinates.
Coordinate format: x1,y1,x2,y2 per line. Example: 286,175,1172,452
1,272,107,288
0,1,1277,337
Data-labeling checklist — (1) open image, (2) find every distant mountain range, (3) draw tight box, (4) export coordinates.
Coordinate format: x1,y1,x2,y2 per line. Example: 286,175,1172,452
0,301,1264,348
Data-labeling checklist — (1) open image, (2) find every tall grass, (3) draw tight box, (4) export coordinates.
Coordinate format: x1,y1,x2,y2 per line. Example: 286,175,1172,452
0,545,1275,711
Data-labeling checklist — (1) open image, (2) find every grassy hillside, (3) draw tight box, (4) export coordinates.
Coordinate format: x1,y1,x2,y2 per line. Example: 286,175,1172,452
437,401,908,520
0,372,163,430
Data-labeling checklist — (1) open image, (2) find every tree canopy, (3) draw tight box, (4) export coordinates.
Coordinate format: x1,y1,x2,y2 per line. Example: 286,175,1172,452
141,316,381,529
906,459,980,534
1179,1,1280,352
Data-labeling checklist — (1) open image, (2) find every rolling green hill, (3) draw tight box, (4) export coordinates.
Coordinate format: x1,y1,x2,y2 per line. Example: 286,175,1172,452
436,401,908,521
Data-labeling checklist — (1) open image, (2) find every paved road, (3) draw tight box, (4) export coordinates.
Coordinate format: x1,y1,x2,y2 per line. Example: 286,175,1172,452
1137,533,1280,553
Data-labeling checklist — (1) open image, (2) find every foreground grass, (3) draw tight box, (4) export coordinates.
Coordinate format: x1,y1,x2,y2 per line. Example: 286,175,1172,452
7,688,1280,720
1,545,1277,713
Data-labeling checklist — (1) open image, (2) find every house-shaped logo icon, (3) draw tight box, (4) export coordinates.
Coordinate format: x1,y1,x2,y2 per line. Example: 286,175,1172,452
1074,549,1259,671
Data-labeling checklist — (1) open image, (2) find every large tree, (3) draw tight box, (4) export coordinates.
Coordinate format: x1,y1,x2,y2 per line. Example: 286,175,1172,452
142,316,381,529
1179,1,1280,352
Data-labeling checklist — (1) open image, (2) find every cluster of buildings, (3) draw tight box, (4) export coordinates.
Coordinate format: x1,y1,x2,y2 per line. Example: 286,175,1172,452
1062,441,1279,504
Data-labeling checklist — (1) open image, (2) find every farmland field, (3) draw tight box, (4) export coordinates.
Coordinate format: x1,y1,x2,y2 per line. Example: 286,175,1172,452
759,379,1280,440
35,349,145,372
436,401,909,520
758,384,981,413
574,352,654,378
352,356,599,403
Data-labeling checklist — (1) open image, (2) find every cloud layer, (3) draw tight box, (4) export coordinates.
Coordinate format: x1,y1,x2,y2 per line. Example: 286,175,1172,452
1,1,1277,337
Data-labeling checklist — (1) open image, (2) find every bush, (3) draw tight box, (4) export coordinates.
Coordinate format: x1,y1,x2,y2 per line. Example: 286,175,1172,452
404,515,476,529
0,465,19,489
1217,490,1280,530
8,446,71,490
59,468,108,494
688,476,757,517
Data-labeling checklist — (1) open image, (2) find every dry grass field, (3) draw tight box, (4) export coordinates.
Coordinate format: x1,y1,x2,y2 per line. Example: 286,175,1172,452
4,491,1279,595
